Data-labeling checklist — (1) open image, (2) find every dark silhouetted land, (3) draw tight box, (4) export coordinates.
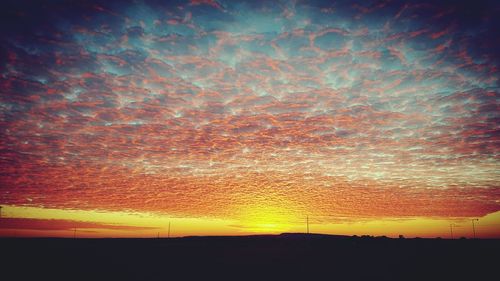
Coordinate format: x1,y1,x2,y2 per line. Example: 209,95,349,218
1,233,498,280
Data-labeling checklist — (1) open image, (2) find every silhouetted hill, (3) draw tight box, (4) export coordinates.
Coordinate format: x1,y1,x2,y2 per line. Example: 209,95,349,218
1,234,498,280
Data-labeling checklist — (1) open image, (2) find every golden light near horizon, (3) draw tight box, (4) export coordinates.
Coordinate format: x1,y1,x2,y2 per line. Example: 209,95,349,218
2,205,500,238
235,205,297,233
0,0,499,238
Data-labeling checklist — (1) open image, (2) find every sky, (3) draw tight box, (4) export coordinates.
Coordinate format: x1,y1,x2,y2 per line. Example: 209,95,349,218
0,0,499,238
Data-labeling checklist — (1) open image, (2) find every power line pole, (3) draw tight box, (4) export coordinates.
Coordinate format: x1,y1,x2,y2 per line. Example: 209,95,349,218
449,224,454,239
306,215,309,234
168,222,171,238
471,219,479,239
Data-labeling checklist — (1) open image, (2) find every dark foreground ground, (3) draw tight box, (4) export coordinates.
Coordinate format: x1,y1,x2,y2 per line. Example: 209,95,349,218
1,234,499,281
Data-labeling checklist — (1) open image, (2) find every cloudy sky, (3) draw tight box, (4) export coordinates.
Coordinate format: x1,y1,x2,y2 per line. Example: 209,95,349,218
0,0,499,237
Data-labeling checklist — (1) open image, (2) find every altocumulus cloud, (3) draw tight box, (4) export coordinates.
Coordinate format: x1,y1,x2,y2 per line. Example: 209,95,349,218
0,0,499,222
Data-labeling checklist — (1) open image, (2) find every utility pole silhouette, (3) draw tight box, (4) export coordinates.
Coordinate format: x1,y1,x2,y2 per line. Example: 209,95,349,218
471,219,479,239
449,224,455,239
74,227,77,239
306,215,309,234
168,222,171,238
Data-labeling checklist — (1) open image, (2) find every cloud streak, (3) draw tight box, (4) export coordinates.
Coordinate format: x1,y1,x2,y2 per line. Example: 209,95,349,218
0,217,158,232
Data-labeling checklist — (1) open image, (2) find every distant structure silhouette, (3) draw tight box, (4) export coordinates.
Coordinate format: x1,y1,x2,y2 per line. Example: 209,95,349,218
168,222,171,238
0,206,2,219
449,223,456,239
471,219,479,239
306,216,309,234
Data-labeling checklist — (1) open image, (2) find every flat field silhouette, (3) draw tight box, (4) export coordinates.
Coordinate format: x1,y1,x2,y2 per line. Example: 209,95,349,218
1,234,498,280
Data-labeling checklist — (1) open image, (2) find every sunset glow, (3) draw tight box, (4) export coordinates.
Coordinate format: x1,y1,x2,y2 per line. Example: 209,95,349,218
1,0,499,238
